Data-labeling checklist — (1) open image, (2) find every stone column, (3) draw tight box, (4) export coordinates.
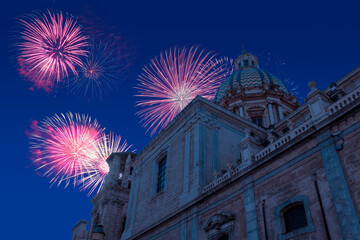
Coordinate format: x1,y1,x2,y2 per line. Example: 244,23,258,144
319,133,360,238
240,105,244,117
212,125,219,173
243,176,259,240
121,154,132,188
193,123,206,190
180,126,191,206
267,102,275,125
277,105,284,120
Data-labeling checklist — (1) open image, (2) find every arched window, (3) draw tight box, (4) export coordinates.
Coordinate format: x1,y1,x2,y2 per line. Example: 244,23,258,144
283,203,308,233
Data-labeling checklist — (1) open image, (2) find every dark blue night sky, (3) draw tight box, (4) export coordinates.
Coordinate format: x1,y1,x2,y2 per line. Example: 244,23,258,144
1,1,359,239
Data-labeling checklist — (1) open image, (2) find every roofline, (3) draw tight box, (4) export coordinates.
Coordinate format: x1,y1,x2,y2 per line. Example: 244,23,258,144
324,66,360,93
134,95,267,163
71,219,88,232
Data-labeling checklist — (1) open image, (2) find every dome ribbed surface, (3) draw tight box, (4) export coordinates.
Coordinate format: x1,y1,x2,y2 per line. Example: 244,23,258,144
215,67,289,102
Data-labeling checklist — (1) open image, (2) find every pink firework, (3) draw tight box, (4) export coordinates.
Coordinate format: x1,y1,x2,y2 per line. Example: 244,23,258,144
29,112,104,188
136,46,231,135
78,133,132,195
17,10,88,90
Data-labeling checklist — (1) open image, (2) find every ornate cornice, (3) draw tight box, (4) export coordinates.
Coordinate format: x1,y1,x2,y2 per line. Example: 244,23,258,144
184,113,220,132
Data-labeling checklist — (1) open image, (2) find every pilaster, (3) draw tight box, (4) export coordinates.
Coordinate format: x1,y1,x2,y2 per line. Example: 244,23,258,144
319,133,360,238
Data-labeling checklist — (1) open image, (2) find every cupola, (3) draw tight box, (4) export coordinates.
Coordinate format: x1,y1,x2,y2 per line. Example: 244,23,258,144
234,51,258,70
215,51,299,128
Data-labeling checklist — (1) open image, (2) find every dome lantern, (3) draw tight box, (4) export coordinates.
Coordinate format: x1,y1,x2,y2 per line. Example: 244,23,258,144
234,52,258,70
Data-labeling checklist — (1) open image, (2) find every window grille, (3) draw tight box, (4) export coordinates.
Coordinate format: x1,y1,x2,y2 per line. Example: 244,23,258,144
156,156,166,192
283,204,308,233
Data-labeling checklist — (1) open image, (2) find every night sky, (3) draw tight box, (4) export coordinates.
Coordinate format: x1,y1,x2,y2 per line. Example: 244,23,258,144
1,1,359,239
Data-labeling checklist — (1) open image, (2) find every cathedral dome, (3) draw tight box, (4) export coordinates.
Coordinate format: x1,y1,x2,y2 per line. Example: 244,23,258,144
215,52,289,103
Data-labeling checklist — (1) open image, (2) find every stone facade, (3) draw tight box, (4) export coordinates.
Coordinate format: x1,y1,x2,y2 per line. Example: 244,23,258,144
72,152,136,240
73,53,360,240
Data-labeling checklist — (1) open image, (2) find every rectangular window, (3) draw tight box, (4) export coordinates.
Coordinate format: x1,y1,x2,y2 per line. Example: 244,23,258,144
251,117,263,126
157,156,166,192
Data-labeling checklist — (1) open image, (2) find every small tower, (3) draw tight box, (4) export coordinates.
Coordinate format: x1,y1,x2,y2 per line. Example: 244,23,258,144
88,152,136,240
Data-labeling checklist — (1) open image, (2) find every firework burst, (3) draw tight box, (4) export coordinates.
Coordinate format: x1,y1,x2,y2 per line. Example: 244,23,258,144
78,133,132,195
69,39,124,99
136,46,231,135
29,112,133,195
29,112,103,188
17,10,88,90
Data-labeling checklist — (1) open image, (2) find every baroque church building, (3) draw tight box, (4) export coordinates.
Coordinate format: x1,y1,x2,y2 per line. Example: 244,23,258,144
72,52,360,240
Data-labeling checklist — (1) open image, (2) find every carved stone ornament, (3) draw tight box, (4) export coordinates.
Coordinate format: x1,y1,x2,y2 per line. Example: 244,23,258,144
204,211,236,240
101,199,125,208
184,113,219,132
132,165,142,179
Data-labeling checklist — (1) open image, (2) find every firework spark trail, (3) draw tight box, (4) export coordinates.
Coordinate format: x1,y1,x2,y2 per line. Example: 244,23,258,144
136,46,232,135
283,78,300,96
78,133,132,195
69,39,124,99
211,56,235,82
29,112,104,188
255,51,300,97
17,10,88,90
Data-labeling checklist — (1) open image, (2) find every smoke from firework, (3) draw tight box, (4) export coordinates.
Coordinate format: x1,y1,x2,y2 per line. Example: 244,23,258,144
78,7,134,70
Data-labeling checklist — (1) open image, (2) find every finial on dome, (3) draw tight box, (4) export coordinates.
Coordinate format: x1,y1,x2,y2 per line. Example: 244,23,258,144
242,44,246,54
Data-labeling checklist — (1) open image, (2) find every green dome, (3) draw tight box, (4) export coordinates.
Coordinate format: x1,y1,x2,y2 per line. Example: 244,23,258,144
214,52,289,103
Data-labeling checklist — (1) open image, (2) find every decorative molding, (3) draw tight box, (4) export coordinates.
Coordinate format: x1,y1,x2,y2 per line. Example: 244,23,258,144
204,211,236,240
255,119,313,161
101,198,125,209
327,85,360,115
184,113,220,132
